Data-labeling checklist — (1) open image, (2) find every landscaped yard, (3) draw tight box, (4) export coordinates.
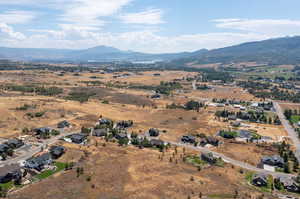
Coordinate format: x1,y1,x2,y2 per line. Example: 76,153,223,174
185,155,206,167
290,115,300,124
35,162,67,180
0,181,13,190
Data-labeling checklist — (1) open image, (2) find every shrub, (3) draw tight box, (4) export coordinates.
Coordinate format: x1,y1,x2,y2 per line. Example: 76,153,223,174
102,100,109,104
219,130,238,139
66,92,96,103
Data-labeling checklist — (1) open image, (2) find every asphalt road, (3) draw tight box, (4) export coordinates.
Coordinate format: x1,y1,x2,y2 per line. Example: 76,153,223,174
192,80,197,90
273,102,300,162
0,130,76,167
0,130,295,178
168,141,294,178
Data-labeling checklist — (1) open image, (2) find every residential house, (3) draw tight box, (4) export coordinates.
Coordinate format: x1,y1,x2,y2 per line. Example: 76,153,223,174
98,118,113,126
92,129,108,137
6,138,24,149
0,164,23,184
228,115,237,120
261,155,284,168
0,144,10,154
34,127,51,135
278,177,300,193
149,128,160,137
202,136,221,147
151,94,161,99
254,136,273,144
150,139,165,148
50,146,65,159
116,120,133,129
57,120,71,128
240,106,246,111
69,134,88,144
181,135,196,144
115,133,128,140
34,127,52,139
252,174,268,187
201,153,217,164
25,153,52,171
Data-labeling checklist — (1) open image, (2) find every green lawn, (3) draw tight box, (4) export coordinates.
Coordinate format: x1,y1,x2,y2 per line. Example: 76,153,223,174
245,172,273,193
290,115,300,124
35,162,67,180
0,181,13,190
186,155,206,167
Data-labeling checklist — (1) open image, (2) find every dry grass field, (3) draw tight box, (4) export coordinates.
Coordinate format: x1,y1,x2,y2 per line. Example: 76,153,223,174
185,86,259,101
0,70,286,199
10,141,277,199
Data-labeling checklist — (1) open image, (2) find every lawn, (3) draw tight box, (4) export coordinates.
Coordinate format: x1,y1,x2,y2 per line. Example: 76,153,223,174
0,181,13,190
185,155,206,167
245,172,273,193
290,115,300,124
35,162,67,180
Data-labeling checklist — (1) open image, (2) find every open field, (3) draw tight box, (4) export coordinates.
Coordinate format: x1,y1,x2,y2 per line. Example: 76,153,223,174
0,69,293,198
10,141,277,199
185,86,259,101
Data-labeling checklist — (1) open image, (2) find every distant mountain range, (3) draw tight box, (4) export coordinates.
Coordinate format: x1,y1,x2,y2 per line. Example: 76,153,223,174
1,36,300,65
0,45,208,62
175,36,300,65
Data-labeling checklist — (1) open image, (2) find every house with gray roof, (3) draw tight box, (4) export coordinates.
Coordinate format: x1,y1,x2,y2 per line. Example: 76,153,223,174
25,153,52,171
252,174,268,187
93,128,108,137
278,177,300,193
261,155,284,168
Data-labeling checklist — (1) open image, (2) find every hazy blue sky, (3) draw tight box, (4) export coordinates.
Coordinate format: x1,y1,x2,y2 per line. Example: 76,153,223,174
0,0,300,53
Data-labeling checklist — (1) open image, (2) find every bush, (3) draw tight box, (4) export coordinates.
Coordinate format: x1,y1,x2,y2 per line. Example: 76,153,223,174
66,92,96,103
184,100,203,111
102,100,109,104
35,111,45,117
51,129,60,136
219,130,238,139
16,104,35,111
6,84,63,96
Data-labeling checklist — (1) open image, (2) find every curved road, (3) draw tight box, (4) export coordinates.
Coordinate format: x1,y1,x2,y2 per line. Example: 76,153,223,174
0,131,76,167
273,102,300,162
1,131,295,178
168,141,294,178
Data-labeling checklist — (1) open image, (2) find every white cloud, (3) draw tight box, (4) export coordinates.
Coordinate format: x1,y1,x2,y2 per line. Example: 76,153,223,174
5,26,272,53
0,10,36,24
213,18,300,36
62,0,132,26
0,0,133,27
0,0,70,6
120,9,164,24
0,23,26,40
0,0,37,4
0,12,300,53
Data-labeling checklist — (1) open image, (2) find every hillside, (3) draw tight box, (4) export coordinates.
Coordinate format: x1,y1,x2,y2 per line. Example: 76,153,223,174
0,46,208,62
176,36,300,65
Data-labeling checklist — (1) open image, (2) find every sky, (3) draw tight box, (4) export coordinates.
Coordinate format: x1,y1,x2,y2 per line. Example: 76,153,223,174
1,0,300,53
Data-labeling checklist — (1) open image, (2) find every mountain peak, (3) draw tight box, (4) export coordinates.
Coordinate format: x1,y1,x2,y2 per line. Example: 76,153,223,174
85,45,122,54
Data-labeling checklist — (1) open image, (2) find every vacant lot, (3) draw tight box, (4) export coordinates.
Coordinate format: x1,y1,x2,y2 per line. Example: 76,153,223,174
185,86,259,101
10,141,277,199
